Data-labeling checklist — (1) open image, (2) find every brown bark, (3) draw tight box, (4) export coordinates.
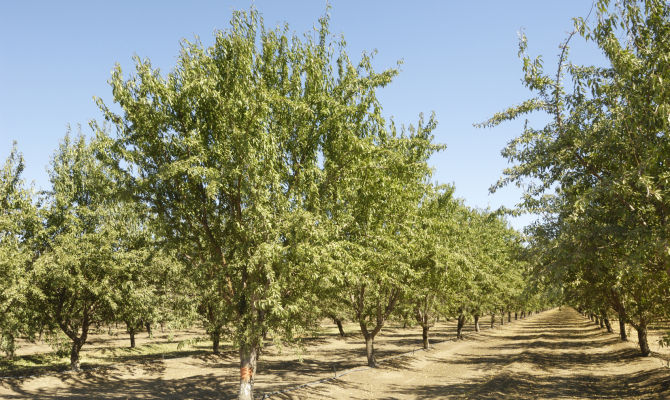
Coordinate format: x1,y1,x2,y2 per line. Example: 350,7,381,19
618,314,628,341
474,314,480,332
422,326,430,349
508,311,511,323
212,331,221,354
335,319,345,338
456,314,466,339
604,317,613,333
636,323,651,356
365,335,377,367
70,340,83,371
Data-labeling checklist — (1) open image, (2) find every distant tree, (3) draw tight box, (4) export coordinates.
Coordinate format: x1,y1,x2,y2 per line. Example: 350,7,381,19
322,112,441,366
406,185,462,348
32,132,139,370
0,145,40,358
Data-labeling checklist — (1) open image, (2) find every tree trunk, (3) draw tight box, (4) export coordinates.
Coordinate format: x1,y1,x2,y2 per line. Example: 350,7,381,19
70,340,82,371
422,325,430,349
212,332,221,354
474,315,480,332
145,322,152,338
239,346,257,400
508,311,511,323
636,323,651,357
604,317,613,333
335,319,345,338
599,317,605,329
514,312,518,320
3,333,15,359
618,314,628,341
365,335,377,367
490,313,495,328
130,330,136,348
457,314,466,339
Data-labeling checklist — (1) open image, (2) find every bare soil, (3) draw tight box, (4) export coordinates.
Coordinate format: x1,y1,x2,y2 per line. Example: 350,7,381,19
1,308,669,399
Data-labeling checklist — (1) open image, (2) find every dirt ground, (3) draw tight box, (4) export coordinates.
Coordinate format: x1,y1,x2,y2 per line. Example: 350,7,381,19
2,308,669,399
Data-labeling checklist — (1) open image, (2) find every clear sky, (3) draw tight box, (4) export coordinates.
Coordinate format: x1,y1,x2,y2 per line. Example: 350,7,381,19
0,1,603,231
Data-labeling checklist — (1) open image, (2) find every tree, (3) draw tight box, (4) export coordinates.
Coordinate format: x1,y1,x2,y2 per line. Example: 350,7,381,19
323,114,441,366
406,185,463,348
96,8,421,398
109,211,178,349
0,145,40,358
32,132,137,370
479,0,670,356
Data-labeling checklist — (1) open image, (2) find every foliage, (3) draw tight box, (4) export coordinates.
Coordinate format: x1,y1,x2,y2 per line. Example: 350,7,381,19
0,145,40,358
480,0,670,354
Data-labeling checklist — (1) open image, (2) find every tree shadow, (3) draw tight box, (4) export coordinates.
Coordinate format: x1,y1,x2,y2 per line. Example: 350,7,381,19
379,368,670,399
1,372,239,399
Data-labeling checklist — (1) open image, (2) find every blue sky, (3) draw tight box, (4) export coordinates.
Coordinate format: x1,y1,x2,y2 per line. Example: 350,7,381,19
0,1,603,231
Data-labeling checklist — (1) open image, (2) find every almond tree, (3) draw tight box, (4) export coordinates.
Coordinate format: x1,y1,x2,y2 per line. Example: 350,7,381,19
319,99,442,366
96,9,414,398
479,0,670,356
33,133,126,370
0,145,40,358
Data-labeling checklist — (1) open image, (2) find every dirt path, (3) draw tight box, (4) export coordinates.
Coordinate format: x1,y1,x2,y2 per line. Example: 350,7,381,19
283,308,670,399
2,308,669,399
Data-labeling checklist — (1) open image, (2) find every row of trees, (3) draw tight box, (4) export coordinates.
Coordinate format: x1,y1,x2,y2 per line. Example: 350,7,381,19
2,9,551,400
481,0,670,356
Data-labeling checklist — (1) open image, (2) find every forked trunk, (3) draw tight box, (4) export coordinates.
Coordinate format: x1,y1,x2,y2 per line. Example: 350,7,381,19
636,323,651,357
422,326,430,349
365,335,377,367
474,315,480,332
599,317,605,329
239,346,257,400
